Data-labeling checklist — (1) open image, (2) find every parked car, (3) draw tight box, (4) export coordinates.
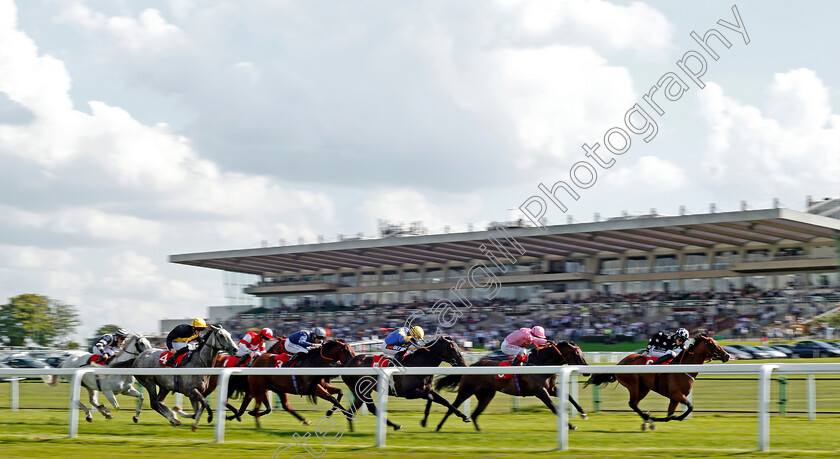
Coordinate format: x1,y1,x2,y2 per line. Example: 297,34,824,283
722,346,752,360
754,346,788,358
791,341,840,358
44,356,66,368
769,344,796,358
728,344,775,359
4,355,51,369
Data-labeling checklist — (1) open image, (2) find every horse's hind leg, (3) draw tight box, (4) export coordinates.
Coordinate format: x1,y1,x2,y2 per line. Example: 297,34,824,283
436,385,475,432
535,387,577,431
278,392,310,425
468,389,496,432
568,394,588,420
146,384,180,426
89,389,112,419
421,399,433,428
78,388,94,422
626,381,654,430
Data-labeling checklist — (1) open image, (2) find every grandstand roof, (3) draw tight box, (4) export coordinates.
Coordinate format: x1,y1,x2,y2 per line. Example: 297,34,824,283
170,209,840,275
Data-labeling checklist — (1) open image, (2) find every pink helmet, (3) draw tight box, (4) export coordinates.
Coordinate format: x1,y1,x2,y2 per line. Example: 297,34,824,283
531,326,546,339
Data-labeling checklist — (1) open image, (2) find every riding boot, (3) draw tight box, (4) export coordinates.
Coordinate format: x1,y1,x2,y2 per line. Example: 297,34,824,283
651,354,671,365
167,347,188,366
234,354,250,367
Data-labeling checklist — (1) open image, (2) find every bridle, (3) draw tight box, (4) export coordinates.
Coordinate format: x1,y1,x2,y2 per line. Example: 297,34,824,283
319,340,354,363
118,335,148,358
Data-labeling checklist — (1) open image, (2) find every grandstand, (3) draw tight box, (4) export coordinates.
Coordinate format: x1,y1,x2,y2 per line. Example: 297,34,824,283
169,207,840,344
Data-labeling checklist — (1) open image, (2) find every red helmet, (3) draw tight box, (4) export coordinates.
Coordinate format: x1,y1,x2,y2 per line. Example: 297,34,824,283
260,328,274,340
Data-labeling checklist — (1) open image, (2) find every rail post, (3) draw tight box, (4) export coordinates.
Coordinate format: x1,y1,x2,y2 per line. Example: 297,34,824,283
215,368,238,443
11,377,20,411
556,366,575,450
757,364,778,452
68,368,93,438
375,368,396,448
807,374,815,420
777,376,786,415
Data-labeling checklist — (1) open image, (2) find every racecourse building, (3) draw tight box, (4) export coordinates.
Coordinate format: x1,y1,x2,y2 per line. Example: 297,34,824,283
170,207,840,309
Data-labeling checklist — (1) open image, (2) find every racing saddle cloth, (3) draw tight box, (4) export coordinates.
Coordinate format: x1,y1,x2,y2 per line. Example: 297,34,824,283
158,350,190,368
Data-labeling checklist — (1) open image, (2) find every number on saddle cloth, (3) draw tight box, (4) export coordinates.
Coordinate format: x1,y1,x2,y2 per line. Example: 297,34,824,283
159,350,189,367
372,355,391,367
495,360,515,380
222,356,240,368
273,353,292,368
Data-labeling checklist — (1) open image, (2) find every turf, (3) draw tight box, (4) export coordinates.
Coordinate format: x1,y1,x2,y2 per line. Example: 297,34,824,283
2,364,840,458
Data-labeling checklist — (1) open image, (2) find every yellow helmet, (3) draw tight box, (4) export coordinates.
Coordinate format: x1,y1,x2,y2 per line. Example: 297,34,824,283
190,317,208,328
409,326,424,340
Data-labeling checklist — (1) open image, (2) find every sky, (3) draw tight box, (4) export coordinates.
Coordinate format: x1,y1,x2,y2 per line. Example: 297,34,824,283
1,0,838,343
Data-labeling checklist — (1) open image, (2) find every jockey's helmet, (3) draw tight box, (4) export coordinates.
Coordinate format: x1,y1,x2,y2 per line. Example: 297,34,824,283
675,328,689,340
260,328,274,340
115,328,129,339
409,325,425,341
190,317,208,329
531,326,546,339
312,327,327,339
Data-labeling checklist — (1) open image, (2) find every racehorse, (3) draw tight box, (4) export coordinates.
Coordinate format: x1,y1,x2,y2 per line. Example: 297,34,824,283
45,333,152,423
338,335,472,432
247,339,356,427
585,333,729,430
431,340,589,431
191,337,297,423
133,324,238,430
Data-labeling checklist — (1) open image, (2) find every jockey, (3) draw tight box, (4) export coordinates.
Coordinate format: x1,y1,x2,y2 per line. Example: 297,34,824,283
284,327,327,366
501,326,548,366
165,317,207,366
234,328,274,367
383,326,425,360
91,328,128,365
646,327,690,365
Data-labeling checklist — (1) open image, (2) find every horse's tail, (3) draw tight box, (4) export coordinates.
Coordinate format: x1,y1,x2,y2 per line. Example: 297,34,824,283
435,374,462,392
584,373,616,387
44,375,61,386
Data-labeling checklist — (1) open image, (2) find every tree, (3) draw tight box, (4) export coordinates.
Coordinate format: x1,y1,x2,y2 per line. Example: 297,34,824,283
0,294,81,346
95,324,121,337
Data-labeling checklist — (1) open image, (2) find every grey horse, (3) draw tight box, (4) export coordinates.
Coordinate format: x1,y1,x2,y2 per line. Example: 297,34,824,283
132,324,237,431
45,333,153,423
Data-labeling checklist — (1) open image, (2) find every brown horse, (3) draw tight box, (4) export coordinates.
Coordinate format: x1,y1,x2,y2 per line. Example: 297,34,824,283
431,341,589,431
585,333,729,430
247,339,356,427
177,337,291,422
338,335,471,432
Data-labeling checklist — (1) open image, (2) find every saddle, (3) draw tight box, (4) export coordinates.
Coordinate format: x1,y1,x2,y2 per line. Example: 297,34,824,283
220,355,251,368
159,350,190,368
273,353,294,368
495,360,517,380
371,355,393,367
645,356,673,366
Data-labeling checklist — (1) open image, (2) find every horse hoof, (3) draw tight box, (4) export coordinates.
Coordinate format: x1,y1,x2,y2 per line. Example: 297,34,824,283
86,417,93,423
191,424,198,432
105,414,113,420
641,423,647,431
174,406,182,411
393,424,402,431
462,417,472,423
303,419,312,425
420,419,427,428
172,421,182,427
650,423,656,431
133,416,139,423
581,414,589,421
569,424,578,431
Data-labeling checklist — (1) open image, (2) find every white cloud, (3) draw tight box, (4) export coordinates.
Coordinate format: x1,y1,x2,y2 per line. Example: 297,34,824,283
609,155,689,191
358,188,482,234
56,4,189,56
699,70,840,196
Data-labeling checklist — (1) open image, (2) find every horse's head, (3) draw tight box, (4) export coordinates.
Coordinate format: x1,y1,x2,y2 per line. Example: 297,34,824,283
689,333,730,363
111,333,153,365
320,339,356,365
537,341,587,366
203,324,238,355
427,335,467,367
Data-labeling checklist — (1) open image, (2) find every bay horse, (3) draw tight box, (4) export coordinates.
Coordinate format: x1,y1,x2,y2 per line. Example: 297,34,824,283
585,333,729,430
133,324,238,430
431,341,589,431
338,335,472,432
247,339,356,427
187,337,290,422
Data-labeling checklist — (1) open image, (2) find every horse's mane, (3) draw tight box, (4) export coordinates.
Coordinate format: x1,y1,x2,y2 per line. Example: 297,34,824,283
686,333,711,352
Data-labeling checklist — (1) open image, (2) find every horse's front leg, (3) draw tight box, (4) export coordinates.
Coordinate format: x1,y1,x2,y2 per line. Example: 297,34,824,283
189,388,209,431
405,387,471,424
124,384,144,423
89,389,112,419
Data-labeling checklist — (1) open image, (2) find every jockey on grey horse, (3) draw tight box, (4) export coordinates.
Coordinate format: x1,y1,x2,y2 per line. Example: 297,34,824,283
45,332,153,423
133,323,238,431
